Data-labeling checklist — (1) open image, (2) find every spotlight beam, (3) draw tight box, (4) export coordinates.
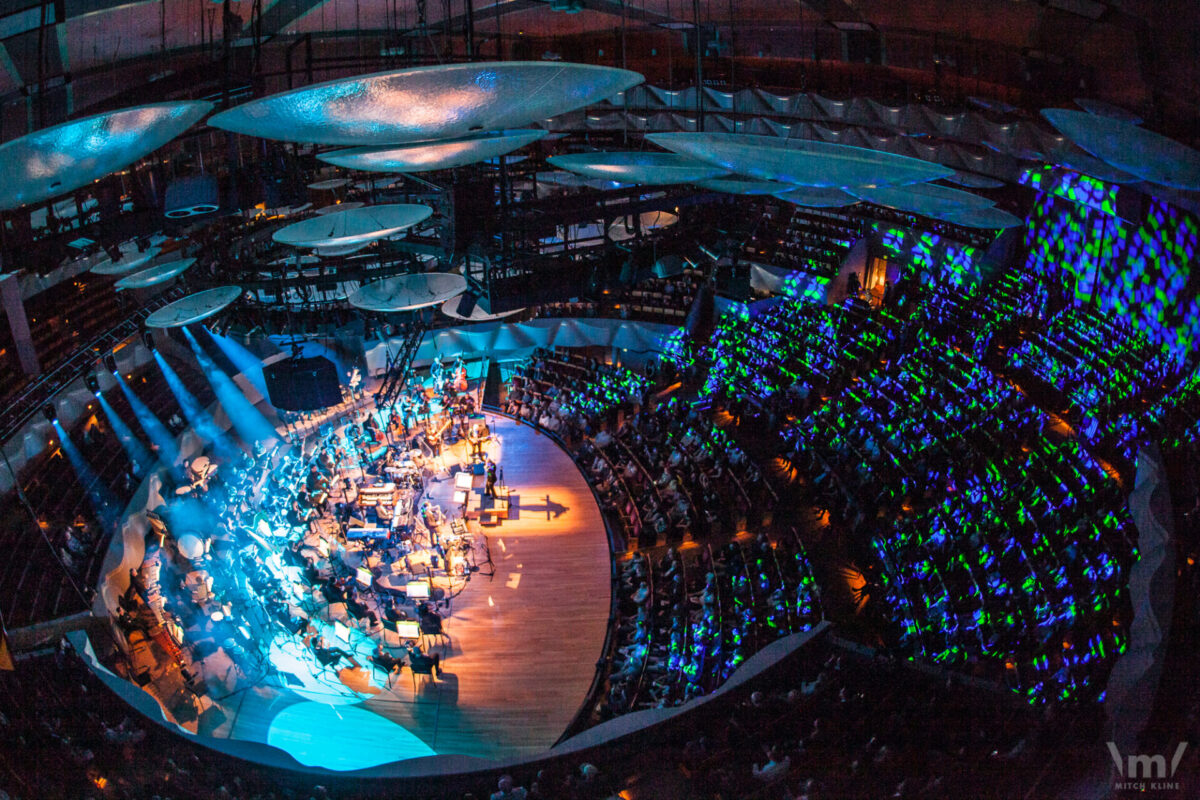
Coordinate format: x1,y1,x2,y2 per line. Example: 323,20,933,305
152,351,241,461
52,420,120,530
183,327,279,447
114,372,183,477
95,392,156,477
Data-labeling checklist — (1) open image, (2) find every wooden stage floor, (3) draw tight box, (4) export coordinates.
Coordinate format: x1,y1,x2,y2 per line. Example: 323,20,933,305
368,412,612,761
192,412,613,771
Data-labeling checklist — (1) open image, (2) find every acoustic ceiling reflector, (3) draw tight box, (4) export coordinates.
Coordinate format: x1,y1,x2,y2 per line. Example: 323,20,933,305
1041,108,1200,190
319,129,548,173
547,151,728,184
0,101,212,211
646,132,954,187
209,62,643,146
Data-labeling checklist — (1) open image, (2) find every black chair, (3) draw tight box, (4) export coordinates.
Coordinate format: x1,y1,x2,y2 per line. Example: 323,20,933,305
409,652,439,691
419,615,450,652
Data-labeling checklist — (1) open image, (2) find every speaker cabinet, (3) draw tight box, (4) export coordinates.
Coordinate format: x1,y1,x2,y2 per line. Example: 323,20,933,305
263,357,342,411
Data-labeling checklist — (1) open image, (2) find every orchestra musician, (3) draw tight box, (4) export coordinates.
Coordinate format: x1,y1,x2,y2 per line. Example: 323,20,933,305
467,420,490,460
424,414,452,457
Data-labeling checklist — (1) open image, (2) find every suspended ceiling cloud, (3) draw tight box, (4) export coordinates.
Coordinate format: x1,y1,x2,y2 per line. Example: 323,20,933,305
851,182,993,216
607,210,679,241
319,129,548,173
944,170,1005,189
547,152,727,185
209,62,643,146
1074,98,1143,125
1041,108,1200,191
113,257,196,290
647,132,954,187
349,273,468,313
272,204,433,249
440,297,524,322
145,286,241,329
696,176,789,195
773,186,860,208
0,101,212,211
90,246,162,275
942,207,1025,230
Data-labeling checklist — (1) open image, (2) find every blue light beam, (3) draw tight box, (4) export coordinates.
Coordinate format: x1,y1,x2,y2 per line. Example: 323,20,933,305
152,351,240,461
183,327,278,447
94,392,155,476
52,421,121,529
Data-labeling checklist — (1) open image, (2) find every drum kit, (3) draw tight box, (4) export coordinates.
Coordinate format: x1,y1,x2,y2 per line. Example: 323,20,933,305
175,455,219,495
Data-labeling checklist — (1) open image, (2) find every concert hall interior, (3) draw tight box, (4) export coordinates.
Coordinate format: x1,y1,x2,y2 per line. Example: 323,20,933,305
1,3,1199,799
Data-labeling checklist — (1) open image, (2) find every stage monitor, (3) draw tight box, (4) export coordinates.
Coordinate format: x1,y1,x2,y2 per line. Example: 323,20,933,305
263,356,342,411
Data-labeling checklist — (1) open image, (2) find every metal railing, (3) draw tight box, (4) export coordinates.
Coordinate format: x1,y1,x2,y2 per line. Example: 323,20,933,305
0,287,185,446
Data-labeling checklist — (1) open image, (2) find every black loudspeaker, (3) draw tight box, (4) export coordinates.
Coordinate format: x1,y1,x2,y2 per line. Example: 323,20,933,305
481,360,504,408
263,357,342,411
685,283,715,344
455,291,479,318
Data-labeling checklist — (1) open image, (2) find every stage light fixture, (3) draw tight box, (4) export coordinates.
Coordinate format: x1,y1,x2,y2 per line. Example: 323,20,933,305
41,403,57,423
142,330,155,351
85,372,101,395
103,353,118,373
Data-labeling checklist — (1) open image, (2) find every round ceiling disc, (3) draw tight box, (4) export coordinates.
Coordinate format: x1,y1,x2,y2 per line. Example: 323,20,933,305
774,186,860,208
313,202,365,215
696,176,789,195
272,204,432,249
145,286,242,329
547,152,728,185
1042,108,1200,190
647,132,954,187
1073,98,1142,125
851,182,994,216
349,273,468,312
307,178,349,190
0,101,212,211
941,207,1025,229
91,246,163,275
209,62,643,146
319,129,548,173
114,258,196,290
439,297,524,321
607,210,679,241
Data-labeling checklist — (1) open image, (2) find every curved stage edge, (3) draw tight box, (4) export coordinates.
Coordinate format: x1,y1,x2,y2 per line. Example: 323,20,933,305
88,411,614,776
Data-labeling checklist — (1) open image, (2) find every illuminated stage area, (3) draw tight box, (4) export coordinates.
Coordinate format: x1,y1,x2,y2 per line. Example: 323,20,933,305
111,390,610,774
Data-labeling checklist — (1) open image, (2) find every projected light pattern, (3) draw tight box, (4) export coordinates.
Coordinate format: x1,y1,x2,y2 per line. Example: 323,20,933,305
95,393,156,476
1023,192,1123,303
53,422,121,529
202,328,269,399
515,357,648,421
182,328,278,447
876,226,981,289
1019,165,1119,217
782,338,1134,703
1023,193,1199,361
1006,306,1171,443
700,298,897,406
153,351,240,461
114,372,182,475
